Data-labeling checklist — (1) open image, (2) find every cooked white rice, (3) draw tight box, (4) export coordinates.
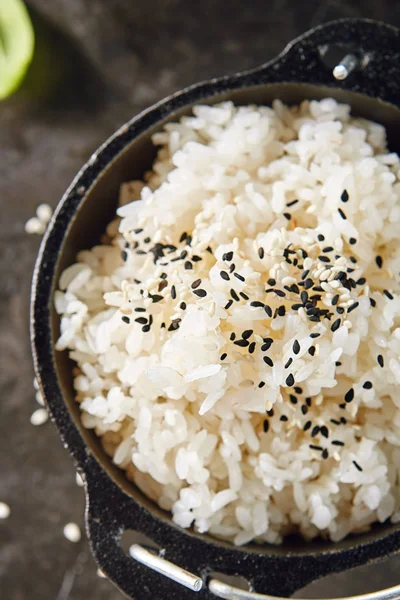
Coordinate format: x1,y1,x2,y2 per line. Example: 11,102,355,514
55,99,400,545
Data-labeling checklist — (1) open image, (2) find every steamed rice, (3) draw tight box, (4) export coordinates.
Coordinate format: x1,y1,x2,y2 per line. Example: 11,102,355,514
55,99,400,545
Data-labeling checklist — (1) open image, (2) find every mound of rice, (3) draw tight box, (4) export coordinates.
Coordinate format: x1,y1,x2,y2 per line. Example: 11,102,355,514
55,99,400,545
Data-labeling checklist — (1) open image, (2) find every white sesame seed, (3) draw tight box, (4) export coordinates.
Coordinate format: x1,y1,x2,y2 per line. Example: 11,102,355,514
63,522,82,543
35,391,45,406
319,270,331,281
97,569,107,578
282,276,297,286
0,502,11,519
36,204,53,224
30,408,48,426
25,217,46,235
33,377,39,390
75,472,84,487
329,280,340,288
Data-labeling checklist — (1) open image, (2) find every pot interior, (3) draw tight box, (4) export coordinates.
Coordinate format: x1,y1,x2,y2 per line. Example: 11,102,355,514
52,81,400,557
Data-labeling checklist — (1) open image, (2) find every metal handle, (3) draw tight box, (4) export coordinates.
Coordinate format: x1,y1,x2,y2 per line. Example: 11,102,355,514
245,18,400,107
130,543,400,600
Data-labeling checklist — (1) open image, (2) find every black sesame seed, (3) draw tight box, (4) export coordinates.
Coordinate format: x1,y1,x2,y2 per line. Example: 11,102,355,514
301,405,308,415
294,386,302,394
263,420,269,433
370,298,376,307
347,302,359,313
267,408,274,417
258,381,265,389
134,307,146,313
158,280,168,292
303,420,312,431
332,440,344,446
224,300,233,310
161,322,166,328
301,270,310,280
286,373,294,387
180,250,188,260
320,426,329,438
277,306,286,317
353,460,363,472
248,342,256,354
234,273,245,282
377,354,384,368
250,301,265,308
160,272,167,280
289,394,298,404
133,228,143,234
304,279,313,290
300,291,308,304
322,449,329,459
151,295,164,303
240,292,249,300
121,316,130,324
340,417,347,424
318,255,330,263
230,289,240,302
230,332,236,341
267,278,276,286
229,264,235,273
285,358,293,369
341,189,349,202
363,381,373,389
317,234,325,242
290,284,300,294
263,356,274,367
356,277,366,285
323,246,334,253
274,289,285,298
179,232,188,243
242,329,253,340
184,261,193,270
193,289,207,298
258,247,265,259
206,246,213,254
220,353,227,361
349,256,357,264
336,307,345,314
136,249,146,255
220,271,230,281
264,305,272,317
287,199,299,207
191,279,201,289
171,285,177,300
180,302,187,310
332,294,339,306
331,318,341,332
309,444,323,451
283,212,291,220
339,403,346,409
291,303,302,311
344,388,354,403
313,286,324,292
192,255,202,262
384,290,394,300
280,415,289,422
293,340,300,355
311,426,320,437
338,208,347,219
121,250,128,262
234,339,249,348
349,237,357,245
310,333,320,339
135,317,147,324
375,255,383,269
308,346,316,357
142,325,151,333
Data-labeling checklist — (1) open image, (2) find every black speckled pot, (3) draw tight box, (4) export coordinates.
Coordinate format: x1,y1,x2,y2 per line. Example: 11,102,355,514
31,18,400,600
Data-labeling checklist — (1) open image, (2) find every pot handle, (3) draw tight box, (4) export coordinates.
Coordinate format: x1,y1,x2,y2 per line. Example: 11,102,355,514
246,18,400,107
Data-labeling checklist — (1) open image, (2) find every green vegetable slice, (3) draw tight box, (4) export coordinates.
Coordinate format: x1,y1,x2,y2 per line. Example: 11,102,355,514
0,0,34,100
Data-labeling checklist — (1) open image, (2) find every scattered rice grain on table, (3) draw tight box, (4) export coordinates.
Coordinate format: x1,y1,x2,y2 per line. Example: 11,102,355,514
55,99,400,545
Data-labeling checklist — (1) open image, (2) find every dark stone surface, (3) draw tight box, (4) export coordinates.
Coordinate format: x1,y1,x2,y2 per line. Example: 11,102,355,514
1,1,400,599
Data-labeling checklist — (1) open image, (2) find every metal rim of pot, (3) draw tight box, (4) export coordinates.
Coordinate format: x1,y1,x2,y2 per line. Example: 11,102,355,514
31,17,400,600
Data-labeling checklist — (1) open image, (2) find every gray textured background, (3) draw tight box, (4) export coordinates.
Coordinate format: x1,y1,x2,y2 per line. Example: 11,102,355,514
2,1,400,598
